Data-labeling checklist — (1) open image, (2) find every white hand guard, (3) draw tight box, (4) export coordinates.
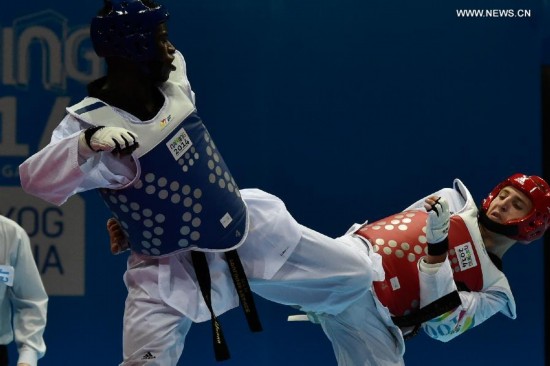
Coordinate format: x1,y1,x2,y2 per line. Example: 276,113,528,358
86,126,138,152
426,197,450,255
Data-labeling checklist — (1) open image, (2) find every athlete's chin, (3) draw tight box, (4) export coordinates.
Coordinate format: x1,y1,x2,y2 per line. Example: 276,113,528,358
159,66,175,83
152,71,171,85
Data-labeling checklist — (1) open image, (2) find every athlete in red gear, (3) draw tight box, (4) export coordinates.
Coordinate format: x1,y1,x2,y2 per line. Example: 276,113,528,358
106,173,549,365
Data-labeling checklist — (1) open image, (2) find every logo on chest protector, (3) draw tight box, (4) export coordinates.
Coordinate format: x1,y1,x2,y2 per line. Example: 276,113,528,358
167,127,193,160
454,242,478,271
160,114,172,129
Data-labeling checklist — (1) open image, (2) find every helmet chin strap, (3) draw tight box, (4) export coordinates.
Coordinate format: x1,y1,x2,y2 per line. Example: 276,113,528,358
477,210,519,238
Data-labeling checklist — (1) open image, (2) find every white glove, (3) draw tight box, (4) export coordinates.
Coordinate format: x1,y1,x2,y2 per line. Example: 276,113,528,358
78,126,139,160
425,196,450,249
87,126,138,152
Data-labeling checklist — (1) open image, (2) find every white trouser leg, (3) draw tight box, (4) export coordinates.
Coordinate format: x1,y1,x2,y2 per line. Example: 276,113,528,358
320,290,406,366
120,260,192,366
247,225,375,315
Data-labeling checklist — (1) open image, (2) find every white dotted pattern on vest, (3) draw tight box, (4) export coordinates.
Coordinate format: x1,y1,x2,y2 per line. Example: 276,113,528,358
105,132,241,256
369,213,426,315
204,133,239,194
370,212,429,261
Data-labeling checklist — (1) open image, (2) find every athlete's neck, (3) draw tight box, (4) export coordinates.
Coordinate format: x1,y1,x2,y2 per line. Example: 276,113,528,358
479,224,516,258
88,75,165,121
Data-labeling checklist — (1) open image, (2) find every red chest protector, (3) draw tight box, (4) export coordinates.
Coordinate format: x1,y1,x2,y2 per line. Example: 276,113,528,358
356,210,482,317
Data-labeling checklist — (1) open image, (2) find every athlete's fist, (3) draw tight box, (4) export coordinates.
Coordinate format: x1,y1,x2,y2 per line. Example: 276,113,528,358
82,126,139,156
107,218,130,255
424,196,450,255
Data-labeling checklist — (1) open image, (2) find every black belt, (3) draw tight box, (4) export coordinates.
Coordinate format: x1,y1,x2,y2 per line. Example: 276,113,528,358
391,290,462,340
191,249,262,361
0,344,8,366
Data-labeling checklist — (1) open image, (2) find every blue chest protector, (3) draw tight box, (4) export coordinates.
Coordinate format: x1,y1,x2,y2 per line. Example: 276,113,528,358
67,88,248,257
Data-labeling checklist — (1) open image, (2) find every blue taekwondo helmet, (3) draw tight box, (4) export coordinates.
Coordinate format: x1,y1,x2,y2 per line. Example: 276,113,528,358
90,0,170,62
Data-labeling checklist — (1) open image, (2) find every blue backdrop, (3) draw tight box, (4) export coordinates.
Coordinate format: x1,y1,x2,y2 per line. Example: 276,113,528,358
0,0,545,365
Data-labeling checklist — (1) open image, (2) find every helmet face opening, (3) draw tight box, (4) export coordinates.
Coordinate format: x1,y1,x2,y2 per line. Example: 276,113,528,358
481,174,550,243
90,0,170,63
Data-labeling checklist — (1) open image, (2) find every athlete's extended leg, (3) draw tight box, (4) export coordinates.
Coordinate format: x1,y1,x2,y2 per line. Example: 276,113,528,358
237,189,377,315
244,224,377,315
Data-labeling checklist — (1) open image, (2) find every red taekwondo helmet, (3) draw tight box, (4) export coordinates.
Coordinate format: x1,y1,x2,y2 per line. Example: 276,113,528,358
479,173,550,243
90,0,169,62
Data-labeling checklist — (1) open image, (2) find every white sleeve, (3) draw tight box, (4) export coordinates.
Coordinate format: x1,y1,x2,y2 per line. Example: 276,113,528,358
418,258,510,342
19,114,137,206
418,258,457,305
3,218,48,366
